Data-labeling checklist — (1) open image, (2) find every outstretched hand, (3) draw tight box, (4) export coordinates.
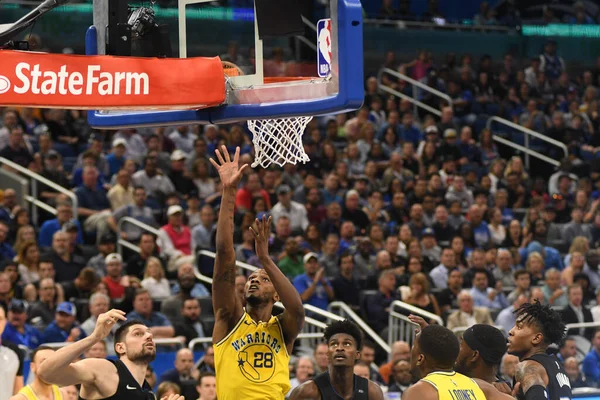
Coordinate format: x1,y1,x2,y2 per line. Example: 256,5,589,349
92,309,126,341
250,215,271,259
209,146,249,189
408,314,429,335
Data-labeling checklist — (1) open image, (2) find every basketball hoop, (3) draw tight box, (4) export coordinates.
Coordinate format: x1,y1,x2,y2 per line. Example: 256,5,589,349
247,116,313,168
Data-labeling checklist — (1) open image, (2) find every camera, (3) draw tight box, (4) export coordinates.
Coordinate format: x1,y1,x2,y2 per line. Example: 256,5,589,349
127,6,158,38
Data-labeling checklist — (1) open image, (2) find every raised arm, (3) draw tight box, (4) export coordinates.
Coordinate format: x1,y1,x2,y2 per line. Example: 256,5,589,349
514,360,549,399
209,146,248,343
251,215,305,351
37,309,125,387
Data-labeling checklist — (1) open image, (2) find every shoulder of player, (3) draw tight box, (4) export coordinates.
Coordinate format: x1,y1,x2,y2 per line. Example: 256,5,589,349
76,357,118,375
367,380,384,399
289,380,320,400
402,380,438,400
472,378,514,400
515,360,549,389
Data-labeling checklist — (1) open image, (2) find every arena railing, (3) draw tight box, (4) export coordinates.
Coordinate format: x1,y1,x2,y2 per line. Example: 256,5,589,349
116,217,162,254
364,18,514,33
387,300,444,348
0,156,78,222
377,68,453,118
193,251,388,353
328,301,391,354
486,116,568,170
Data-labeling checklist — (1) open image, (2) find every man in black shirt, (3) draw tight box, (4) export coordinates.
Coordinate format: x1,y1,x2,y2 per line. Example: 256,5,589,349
0,127,33,168
437,268,463,314
331,252,361,309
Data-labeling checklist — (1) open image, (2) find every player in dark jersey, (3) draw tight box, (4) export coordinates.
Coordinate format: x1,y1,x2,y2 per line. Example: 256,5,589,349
289,320,383,400
507,301,572,400
37,309,179,400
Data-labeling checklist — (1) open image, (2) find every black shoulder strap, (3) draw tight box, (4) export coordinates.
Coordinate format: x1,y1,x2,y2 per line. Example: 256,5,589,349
313,372,340,400
354,375,370,400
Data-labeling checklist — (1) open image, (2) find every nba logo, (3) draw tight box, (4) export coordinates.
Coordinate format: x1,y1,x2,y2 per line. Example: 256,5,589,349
317,19,332,78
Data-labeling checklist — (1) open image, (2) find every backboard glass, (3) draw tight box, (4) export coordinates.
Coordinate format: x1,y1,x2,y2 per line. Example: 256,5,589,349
87,0,363,128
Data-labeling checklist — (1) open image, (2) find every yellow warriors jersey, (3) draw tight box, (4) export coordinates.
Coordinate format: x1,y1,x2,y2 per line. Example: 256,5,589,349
421,371,486,400
17,384,63,400
214,312,291,400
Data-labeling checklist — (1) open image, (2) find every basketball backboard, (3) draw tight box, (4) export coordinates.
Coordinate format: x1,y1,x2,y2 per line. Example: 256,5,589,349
86,0,364,128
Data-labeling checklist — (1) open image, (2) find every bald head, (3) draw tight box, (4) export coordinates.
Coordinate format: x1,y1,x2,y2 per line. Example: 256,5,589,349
175,348,194,375
391,341,410,362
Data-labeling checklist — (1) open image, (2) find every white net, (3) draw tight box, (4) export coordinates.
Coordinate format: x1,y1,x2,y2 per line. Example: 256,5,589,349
248,116,313,168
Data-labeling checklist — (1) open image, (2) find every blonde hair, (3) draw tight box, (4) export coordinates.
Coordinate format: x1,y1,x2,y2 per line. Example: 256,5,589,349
14,225,35,255
157,382,180,399
569,236,590,255
143,257,165,280
526,251,544,270
17,240,38,268
504,156,529,180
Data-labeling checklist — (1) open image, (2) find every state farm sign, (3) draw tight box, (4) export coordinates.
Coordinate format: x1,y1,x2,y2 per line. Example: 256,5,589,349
0,50,225,110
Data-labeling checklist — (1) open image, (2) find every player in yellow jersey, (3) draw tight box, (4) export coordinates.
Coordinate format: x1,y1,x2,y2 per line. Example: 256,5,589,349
402,325,513,400
11,346,63,400
209,146,305,400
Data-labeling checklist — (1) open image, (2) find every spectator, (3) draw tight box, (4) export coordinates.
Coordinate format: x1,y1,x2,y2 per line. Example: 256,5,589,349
583,330,600,387
0,189,17,223
161,205,192,256
80,292,114,353
342,190,371,233
132,153,175,201
105,139,127,179
432,205,456,245
388,360,413,395
161,263,209,325
420,228,441,264
41,301,86,343
446,290,494,330
331,252,361,308
402,272,441,317
173,297,207,346
0,127,33,167
378,341,411,385
507,270,532,303
558,337,578,364
293,253,335,311
319,234,341,277
359,340,385,384
0,305,24,400
470,270,508,310
75,166,112,240
39,150,70,203
1,299,42,349
495,294,528,335
564,356,587,389
539,40,565,81
429,248,457,289
27,277,59,331
289,357,315,394
191,205,216,252
279,238,305,278
196,372,217,400
61,267,99,301
141,257,171,299
38,203,83,248
562,284,595,340
158,348,198,400
46,231,85,282
126,288,175,338
168,150,196,196
126,232,162,279
365,270,401,333
0,221,16,262
541,268,568,307
437,268,464,313
102,253,127,300
563,207,592,244
235,172,271,213
195,345,215,373
493,249,515,287
84,340,108,359
271,185,309,235
86,233,117,278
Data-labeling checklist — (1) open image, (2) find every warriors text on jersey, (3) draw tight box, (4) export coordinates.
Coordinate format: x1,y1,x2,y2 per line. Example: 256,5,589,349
214,312,291,400
17,384,63,400
421,371,486,400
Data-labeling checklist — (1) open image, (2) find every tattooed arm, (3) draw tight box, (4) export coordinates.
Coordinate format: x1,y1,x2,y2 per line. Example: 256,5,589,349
210,146,248,344
514,360,549,398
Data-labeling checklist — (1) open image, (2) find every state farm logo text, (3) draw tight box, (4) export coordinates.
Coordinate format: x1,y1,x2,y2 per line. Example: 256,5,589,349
8,63,150,96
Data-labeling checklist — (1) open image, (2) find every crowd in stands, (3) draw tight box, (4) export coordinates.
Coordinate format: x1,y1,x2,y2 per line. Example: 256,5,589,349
4,22,600,399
